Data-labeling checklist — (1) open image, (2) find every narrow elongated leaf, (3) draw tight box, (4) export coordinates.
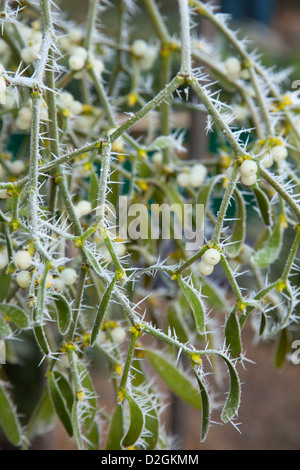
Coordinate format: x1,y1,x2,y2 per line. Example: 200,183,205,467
0,304,30,330
75,361,97,433
167,303,189,344
145,349,202,410
252,219,283,268
214,352,241,423
253,186,272,226
106,404,124,450
52,293,71,335
197,176,223,215
0,269,11,303
91,276,117,346
225,308,242,358
28,390,55,439
177,276,205,335
193,371,210,442
226,189,246,258
122,393,144,449
275,328,290,368
53,371,74,414
88,168,99,209
143,405,159,450
0,381,23,447
33,324,51,356
86,421,100,450
200,278,229,312
48,372,73,437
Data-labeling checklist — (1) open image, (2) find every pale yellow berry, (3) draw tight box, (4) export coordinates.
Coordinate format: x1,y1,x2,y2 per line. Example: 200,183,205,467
16,270,31,288
202,248,221,266
13,250,33,270
198,260,214,276
52,277,65,292
240,160,257,177
60,267,78,286
241,174,257,186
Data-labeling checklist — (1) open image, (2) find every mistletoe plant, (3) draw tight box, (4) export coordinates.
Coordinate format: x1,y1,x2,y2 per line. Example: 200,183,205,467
0,0,300,450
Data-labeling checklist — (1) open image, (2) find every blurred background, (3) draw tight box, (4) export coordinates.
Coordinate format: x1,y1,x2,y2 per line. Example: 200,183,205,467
1,0,299,451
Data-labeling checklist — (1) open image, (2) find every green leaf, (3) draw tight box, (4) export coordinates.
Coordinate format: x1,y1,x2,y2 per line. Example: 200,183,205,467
214,352,241,423
226,189,246,258
53,371,74,414
253,186,272,226
252,219,284,268
197,176,222,215
145,349,202,410
91,276,117,346
75,361,97,433
177,275,205,335
52,293,72,335
86,421,100,450
26,389,55,441
0,315,11,340
200,278,229,312
33,324,51,356
193,371,210,442
0,381,23,447
122,393,144,449
106,404,124,450
225,308,242,358
0,268,11,303
275,328,290,369
0,304,30,329
167,303,189,344
88,169,99,209
143,405,159,450
48,371,73,437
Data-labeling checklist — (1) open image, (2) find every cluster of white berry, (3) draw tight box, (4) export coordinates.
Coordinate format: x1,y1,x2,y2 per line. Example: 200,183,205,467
131,39,158,71
15,99,48,131
198,248,221,276
224,57,250,82
20,22,43,64
177,163,207,189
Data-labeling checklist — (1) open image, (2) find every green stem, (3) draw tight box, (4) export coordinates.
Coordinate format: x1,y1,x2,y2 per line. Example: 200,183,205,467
259,165,300,221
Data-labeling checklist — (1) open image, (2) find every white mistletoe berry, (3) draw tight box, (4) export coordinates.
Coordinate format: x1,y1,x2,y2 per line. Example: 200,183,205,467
52,277,65,293
239,160,257,177
189,164,207,188
198,260,214,276
13,250,33,270
202,248,221,266
21,46,39,64
110,326,127,343
177,171,190,188
225,57,241,80
9,160,26,175
261,152,273,168
0,250,9,270
74,200,92,218
60,267,78,286
271,145,288,162
0,189,9,199
131,39,148,58
16,270,31,288
69,47,87,71
241,174,257,186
